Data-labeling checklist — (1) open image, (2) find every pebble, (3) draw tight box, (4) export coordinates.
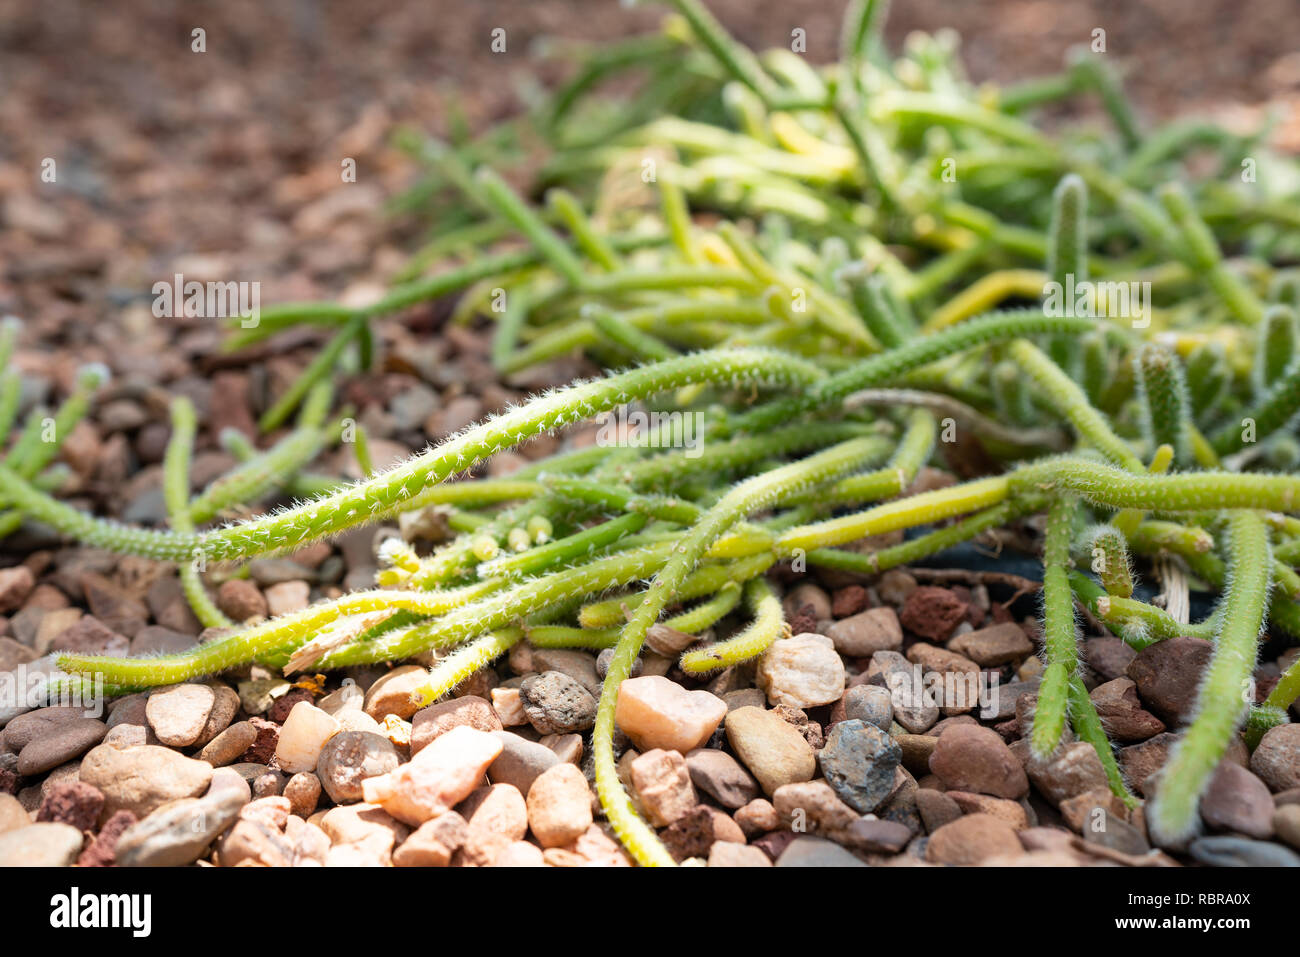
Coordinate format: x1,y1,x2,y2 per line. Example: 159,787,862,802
629,748,698,827
0,794,26,835
527,762,593,847
755,633,846,708
1125,636,1212,724
1273,805,1300,850
36,780,104,832
274,701,340,773
947,622,1033,666
457,783,528,866
409,696,502,756
929,724,1028,799
80,573,147,637
264,580,310,617
490,840,546,866
529,648,602,697
17,717,106,776
1089,677,1166,742
734,798,779,838
216,579,268,622
614,675,727,753
362,725,502,825
114,789,244,867
782,583,832,621
708,842,773,866
130,626,195,656
725,706,816,796
490,687,528,726
839,684,894,731
241,796,290,830
871,650,939,732
3,706,86,752
945,790,1029,829
217,818,294,867
596,647,641,680
0,822,84,866
194,684,240,747
925,812,1023,865
831,584,870,618
0,636,37,671
197,720,258,766
571,823,634,866
42,614,129,657
77,810,136,867
1251,724,1300,792
825,607,902,656
519,671,597,734
207,767,252,804
1027,742,1110,806
1084,636,1137,681
661,805,746,862
899,586,969,642
819,719,901,813
316,731,401,804
1059,787,1126,833
645,623,697,656
1188,835,1300,867
877,570,917,606
915,788,962,833
1117,732,1177,797
775,835,867,867
773,780,858,834
488,731,560,795
1082,814,1150,856
843,817,913,853
79,744,213,819
1201,761,1274,839
393,811,468,867
540,733,583,765
316,802,410,860
0,567,35,613
360,665,426,721
284,772,322,817
685,748,759,809
145,683,216,747
897,733,938,775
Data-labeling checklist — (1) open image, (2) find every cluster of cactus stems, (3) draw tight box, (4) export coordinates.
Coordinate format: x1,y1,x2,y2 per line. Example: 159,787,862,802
3,0,1300,862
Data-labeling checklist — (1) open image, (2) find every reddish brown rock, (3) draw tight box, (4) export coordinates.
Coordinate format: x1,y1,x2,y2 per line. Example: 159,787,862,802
76,809,137,867
410,696,502,756
925,813,1022,865
1200,761,1274,839
1084,636,1137,681
831,585,870,618
660,804,745,862
1251,724,1300,792
1125,637,1212,725
37,780,105,833
1118,732,1177,798
899,586,969,642
1090,677,1166,742
929,724,1028,799
948,622,1034,667
241,717,281,765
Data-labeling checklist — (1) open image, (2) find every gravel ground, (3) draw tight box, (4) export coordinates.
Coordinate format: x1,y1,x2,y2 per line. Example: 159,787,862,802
1,0,1299,868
